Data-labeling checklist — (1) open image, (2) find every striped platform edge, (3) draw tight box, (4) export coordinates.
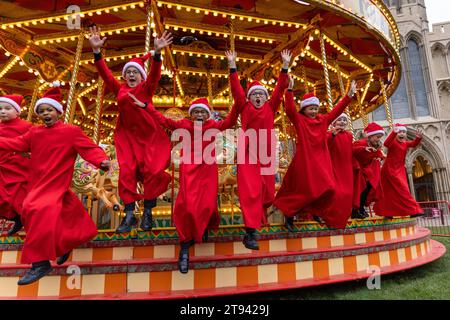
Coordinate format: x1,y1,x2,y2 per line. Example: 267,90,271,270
0,219,446,299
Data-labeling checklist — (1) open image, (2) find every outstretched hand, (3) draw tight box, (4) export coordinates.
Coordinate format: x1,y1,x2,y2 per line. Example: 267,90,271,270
154,30,173,54
347,80,357,98
416,129,423,139
128,92,146,108
89,26,107,54
281,49,292,69
225,50,237,69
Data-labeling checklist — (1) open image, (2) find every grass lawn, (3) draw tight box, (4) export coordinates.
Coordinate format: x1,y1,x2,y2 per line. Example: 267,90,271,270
243,236,450,300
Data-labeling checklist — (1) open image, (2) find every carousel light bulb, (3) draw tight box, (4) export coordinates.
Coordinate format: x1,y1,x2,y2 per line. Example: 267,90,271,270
88,12,93,16
96,10,101,15
195,9,200,13
114,7,119,12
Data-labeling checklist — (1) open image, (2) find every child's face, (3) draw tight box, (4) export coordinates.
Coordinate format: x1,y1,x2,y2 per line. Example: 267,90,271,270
368,134,384,148
249,90,267,108
333,116,348,130
190,107,209,122
37,104,60,126
396,131,407,142
124,67,143,88
302,105,319,119
0,102,19,121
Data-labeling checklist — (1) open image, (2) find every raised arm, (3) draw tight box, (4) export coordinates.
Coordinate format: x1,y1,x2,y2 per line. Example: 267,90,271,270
268,50,292,113
72,126,109,170
216,99,241,131
284,87,298,125
0,130,32,153
384,130,397,148
326,80,356,126
226,50,247,108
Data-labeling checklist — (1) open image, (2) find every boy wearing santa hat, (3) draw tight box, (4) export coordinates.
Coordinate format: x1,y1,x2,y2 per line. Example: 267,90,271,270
352,122,386,219
0,82,111,285
89,26,173,234
0,94,32,236
129,87,242,273
225,49,291,250
326,113,355,229
274,76,357,230
374,124,424,217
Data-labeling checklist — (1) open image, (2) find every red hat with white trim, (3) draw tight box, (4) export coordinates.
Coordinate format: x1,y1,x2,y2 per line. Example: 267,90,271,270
300,93,320,109
364,122,385,137
332,113,350,124
34,81,64,114
188,97,211,117
393,123,407,133
246,80,269,98
0,95,23,113
122,51,154,81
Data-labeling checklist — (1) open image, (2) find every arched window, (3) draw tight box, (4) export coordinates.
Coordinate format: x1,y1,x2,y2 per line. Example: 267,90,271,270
408,39,430,116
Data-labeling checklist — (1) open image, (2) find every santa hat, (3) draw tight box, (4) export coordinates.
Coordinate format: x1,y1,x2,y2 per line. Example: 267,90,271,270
0,95,23,113
34,81,64,114
332,113,350,124
122,51,154,81
300,93,320,109
246,80,269,98
364,122,385,137
394,123,407,133
188,97,211,117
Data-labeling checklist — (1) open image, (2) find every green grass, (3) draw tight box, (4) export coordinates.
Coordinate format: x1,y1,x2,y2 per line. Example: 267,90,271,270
244,236,450,300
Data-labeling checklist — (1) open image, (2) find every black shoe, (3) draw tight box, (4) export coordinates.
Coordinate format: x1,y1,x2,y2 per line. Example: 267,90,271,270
313,215,324,224
17,261,52,286
285,217,295,232
351,208,366,220
115,211,137,233
56,251,72,265
140,208,153,231
384,216,394,220
178,247,190,274
410,213,425,218
243,228,259,250
202,229,208,243
359,208,369,218
7,216,23,236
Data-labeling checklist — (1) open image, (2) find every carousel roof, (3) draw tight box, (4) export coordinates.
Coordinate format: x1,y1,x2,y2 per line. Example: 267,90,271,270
0,0,401,142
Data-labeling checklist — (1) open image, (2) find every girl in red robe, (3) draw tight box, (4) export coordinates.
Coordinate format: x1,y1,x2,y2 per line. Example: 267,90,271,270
374,124,423,217
352,122,386,219
273,77,356,230
326,114,354,229
129,92,241,274
0,84,110,285
0,95,32,236
89,26,173,233
229,50,291,250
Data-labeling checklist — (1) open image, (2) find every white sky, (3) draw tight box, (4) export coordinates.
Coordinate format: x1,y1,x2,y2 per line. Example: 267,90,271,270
424,0,450,25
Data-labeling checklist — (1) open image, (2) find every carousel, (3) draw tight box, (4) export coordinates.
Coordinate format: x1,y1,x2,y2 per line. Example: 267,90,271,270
0,0,445,299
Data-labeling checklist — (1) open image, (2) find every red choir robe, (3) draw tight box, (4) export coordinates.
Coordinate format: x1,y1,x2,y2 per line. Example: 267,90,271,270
326,130,354,228
95,56,171,204
352,138,385,206
232,71,288,229
0,117,32,220
374,132,423,216
145,100,241,243
273,91,352,221
0,121,108,264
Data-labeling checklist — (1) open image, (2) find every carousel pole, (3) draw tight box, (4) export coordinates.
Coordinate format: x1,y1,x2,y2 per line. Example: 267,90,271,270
380,78,394,130
207,72,213,109
300,63,309,93
64,29,84,124
228,19,236,223
27,77,41,122
170,73,176,226
93,76,105,144
144,0,154,73
319,30,333,111
336,63,355,140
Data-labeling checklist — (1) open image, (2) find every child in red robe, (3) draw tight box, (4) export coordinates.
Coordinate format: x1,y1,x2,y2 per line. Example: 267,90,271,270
326,113,354,229
229,50,291,250
0,95,32,235
89,26,173,233
273,77,356,231
129,91,241,274
352,122,385,219
374,124,423,217
0,83,110,285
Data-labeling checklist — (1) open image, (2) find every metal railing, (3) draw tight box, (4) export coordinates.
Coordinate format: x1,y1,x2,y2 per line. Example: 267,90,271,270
416,201,450,236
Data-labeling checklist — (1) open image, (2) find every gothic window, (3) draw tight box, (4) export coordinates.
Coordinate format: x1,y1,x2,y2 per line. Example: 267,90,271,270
408,39,430,116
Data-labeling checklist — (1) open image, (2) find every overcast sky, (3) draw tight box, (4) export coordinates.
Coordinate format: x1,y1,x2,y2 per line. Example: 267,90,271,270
424,0,450,26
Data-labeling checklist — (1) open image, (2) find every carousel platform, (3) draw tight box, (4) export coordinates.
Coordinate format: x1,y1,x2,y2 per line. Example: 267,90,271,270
0,217,445,299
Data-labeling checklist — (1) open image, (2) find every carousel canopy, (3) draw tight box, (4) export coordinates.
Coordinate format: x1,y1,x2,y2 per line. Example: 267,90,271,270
0,0,401,142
